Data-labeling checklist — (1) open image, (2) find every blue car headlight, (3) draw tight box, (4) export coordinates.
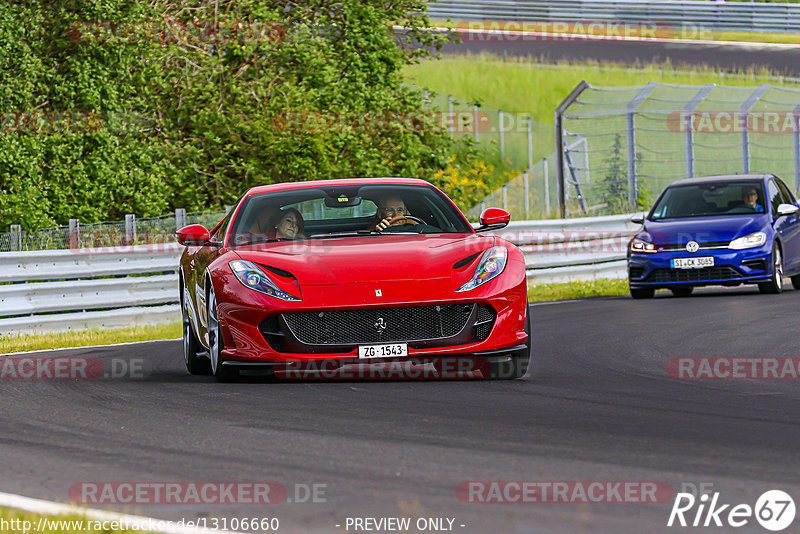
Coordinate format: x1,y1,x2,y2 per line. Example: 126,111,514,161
728,231,766,250
630,237,657,253
229,260,301,301
456,246,508,292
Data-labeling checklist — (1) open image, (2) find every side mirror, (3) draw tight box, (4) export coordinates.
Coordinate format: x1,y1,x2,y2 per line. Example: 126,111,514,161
631,215,645,225
777,203,799,216
176,224,211,246
476,208,510,232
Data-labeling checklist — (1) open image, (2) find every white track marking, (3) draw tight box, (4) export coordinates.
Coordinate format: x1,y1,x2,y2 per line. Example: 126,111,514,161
0,338,180,357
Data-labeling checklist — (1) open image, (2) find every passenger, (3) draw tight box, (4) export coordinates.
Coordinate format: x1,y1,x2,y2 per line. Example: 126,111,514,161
271,208,305,240
742,186,764,213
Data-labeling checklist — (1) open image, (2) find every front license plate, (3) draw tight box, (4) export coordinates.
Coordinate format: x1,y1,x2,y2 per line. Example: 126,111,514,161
672,257,714,269
358,343,408,359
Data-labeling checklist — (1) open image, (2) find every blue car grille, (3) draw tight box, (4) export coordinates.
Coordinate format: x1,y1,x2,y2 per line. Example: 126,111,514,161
645,266,743,283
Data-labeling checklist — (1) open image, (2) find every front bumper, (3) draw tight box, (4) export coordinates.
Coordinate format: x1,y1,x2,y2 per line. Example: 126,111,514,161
628,245,773,288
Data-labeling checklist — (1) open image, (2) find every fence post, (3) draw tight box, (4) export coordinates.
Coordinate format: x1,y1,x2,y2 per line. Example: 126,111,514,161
683,84,714,178
473,105,479,141
68,219,80,249
175,208,186,231
125,214,136,244
10,224,21,251
480,201,486,215
502,184,508,211
740,85,770,174
543,158,550,217
448,95,454,136
424,89,429,112
499,109,505,160
523,171,530,218
555,81,590,219
527,118,533,172
625,82,659,211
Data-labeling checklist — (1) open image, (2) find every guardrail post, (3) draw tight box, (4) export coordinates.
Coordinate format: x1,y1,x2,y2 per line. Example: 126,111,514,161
499,109,505,160
543,158,550,217
10,224,21,251
524,171,530,217
502,184,508,211
68,219,80,249
175,208,186,230
125,214,136,244
473,105,479,142
448,95,454,136
527,118,533,171
423,90,429,112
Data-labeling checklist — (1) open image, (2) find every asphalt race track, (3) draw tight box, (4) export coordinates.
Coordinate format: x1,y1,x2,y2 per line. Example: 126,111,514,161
3,286,800,533
436,30,800,75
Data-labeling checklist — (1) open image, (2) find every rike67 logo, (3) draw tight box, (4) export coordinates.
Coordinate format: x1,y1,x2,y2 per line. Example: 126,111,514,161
668,490,795,531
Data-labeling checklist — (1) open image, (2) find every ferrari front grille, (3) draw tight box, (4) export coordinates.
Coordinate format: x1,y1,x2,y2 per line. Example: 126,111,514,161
281,304,488,345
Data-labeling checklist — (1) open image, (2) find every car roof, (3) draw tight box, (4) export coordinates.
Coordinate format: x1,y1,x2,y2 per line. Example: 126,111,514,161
244,177,434,197
667,174,774,187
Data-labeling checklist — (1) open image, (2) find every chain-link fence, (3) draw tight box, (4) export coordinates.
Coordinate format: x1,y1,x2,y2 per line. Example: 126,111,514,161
0,209,228,252
555,81,800,217
422,90,560,219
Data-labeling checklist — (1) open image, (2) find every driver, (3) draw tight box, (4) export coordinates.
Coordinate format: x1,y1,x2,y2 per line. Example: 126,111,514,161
742,186,764,212
370,195,412,231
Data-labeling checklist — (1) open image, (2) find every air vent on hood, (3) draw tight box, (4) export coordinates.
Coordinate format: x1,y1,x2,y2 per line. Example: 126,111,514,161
453,252,482,270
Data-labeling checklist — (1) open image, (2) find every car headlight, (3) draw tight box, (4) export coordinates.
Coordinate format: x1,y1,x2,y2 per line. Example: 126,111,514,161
728,231,766,250
630,237,657,254
229,260,301,301
456,246,508,292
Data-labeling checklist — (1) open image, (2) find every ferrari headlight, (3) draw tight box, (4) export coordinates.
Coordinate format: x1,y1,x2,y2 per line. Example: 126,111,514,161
229,260,301,301
630,237,657,254
728,231,766,250
456,246,508,292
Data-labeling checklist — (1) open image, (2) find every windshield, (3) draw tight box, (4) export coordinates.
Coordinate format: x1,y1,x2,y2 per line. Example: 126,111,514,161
650,181,766,220
227,183,473,246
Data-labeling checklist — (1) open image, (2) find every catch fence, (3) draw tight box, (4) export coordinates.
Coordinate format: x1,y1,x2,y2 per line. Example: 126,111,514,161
552,80,800,217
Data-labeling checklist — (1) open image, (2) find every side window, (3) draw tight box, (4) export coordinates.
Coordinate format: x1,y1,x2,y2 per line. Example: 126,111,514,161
777,179,796,207
768,181,782,216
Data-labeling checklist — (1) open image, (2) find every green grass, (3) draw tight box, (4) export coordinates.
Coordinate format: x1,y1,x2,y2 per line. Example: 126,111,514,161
0,506,158,533
404,53,797,128
0,323,181,354
527,278,631,301
430,19,800,45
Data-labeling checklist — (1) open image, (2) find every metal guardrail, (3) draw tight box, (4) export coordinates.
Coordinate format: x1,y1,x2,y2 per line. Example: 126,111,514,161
427,0,800,34
0,215,637,335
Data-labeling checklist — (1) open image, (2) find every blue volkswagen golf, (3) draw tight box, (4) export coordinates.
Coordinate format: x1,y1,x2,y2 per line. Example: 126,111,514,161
628,174,800,298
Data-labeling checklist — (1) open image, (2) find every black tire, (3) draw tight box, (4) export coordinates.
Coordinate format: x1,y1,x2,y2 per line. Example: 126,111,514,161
630,286,655,299
670,286,693,298
791,274,800,290
489,302,532,380
182,284,211,375
759,245,783,294
208,282,239,382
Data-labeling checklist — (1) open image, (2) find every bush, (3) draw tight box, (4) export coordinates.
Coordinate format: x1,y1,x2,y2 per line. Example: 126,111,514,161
0,1,478,229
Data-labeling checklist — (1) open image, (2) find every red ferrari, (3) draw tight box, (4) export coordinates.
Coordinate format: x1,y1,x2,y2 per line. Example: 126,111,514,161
176,178,530,382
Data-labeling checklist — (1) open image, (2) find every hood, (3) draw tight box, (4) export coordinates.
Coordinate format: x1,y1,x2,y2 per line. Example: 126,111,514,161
641,215,766,245
232,233,495,286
